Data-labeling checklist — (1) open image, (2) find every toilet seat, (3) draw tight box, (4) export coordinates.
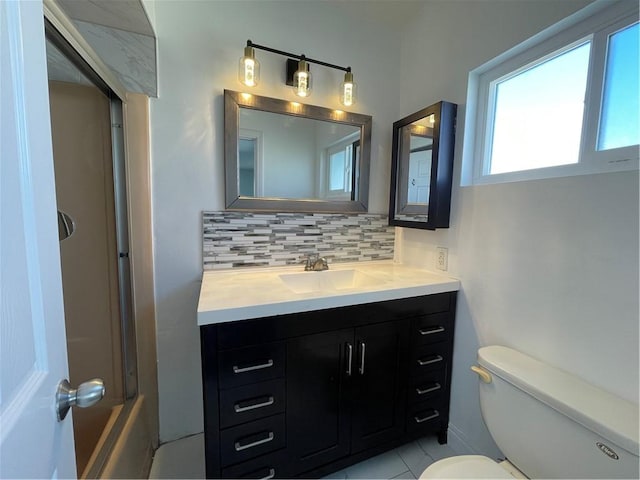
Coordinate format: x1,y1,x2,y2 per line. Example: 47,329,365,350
419,455,515,479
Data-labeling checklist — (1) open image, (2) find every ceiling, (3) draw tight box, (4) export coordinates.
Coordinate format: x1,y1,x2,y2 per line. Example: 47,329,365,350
48,0,424,96
317,0,426,31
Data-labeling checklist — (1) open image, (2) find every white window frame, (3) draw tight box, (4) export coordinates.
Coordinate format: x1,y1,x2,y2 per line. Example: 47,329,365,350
239,128,263,196
462,0,639,186
323,132,359,199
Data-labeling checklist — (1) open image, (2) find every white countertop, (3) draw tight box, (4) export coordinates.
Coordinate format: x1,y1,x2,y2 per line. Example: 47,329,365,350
197,261,460,326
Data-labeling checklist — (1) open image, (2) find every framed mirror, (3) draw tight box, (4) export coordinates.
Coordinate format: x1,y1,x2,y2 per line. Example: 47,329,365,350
389,101,457,230
224,90,372,212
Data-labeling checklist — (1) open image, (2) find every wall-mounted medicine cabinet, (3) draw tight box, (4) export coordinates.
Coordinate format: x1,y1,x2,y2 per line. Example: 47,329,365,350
389,101,457,230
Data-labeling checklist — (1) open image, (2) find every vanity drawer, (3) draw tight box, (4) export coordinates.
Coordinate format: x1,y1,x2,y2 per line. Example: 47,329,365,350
408,370,446,405
411,342,449,376
412,313,450,346
406,399,446,433
220,450,290,479
219,379,286,429
220,414,286,467
219,342,285,389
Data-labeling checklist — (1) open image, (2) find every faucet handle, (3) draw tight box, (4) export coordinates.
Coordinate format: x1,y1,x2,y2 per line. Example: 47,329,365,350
304,253,318,271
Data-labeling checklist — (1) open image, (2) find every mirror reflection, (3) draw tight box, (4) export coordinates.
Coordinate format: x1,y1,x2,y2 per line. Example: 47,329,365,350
398,114,435,218
389,102,457,230
225,90,372,213
238,109,360,201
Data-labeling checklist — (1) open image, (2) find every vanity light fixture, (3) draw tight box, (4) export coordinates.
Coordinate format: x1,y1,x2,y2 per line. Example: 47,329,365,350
340,71,357,107
239,40,356,105
292,56,312,97
238,44,260,87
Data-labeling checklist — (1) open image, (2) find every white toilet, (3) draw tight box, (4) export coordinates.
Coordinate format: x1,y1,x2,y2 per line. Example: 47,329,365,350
420,345,639,479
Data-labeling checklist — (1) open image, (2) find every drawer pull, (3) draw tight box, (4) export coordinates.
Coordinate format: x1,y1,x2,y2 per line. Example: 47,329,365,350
419,326,445,335
416,382,441,395
234,396,275,413
233,359,274,374
415,409,440,423
346,343,353,376
234,431,274,451
261,468,276,480
417,355,443,366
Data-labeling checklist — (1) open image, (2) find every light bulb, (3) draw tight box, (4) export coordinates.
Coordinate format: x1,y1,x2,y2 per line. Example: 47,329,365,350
293,59,312,97
238,46,260,87
340,71,357,107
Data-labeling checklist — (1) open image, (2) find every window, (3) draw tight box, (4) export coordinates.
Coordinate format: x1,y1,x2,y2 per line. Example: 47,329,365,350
238,129,263,196
463,1,639,185
329,145,352,192
325,134,359,199
598,22,639,151
489,42,591,175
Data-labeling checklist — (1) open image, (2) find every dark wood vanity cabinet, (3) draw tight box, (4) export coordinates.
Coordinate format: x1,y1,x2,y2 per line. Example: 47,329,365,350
200,292,457,479
287,321,408,475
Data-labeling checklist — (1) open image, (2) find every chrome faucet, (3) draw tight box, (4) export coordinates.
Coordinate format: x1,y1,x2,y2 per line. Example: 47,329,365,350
304,254,329,271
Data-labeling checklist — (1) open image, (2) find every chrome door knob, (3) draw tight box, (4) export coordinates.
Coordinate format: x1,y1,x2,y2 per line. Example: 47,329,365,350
56,378,105,421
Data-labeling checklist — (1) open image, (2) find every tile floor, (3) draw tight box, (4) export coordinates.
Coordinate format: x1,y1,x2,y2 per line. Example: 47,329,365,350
148,433,457,479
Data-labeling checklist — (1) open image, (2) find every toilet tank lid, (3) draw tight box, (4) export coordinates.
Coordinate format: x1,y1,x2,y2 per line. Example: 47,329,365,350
478,346,639,456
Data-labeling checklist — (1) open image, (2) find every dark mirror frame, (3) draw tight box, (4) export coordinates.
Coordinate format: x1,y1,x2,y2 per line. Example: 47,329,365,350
389,101,457,230
224,90,372,213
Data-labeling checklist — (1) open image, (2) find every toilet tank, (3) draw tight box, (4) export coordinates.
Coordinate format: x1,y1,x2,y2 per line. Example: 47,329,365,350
477,346,639,479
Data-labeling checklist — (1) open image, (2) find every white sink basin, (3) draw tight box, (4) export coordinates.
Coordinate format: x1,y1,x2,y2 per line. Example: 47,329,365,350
278,269,386,294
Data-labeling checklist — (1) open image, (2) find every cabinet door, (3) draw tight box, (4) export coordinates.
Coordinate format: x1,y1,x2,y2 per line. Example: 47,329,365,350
350,320,407,453
286,328,353,475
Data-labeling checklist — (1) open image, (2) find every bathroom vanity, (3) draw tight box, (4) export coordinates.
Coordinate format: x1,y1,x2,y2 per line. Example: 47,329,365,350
198,263,459,479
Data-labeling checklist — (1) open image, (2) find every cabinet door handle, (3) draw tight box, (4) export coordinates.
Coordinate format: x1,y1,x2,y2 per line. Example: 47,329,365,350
233,359,274,374
261,468,276,480
416,382,441,395
417,355,443,366
234,431,274,451
414,409,439,423
419,326,445,335
234,395,275,413
358,341,366,375
346,343,353,376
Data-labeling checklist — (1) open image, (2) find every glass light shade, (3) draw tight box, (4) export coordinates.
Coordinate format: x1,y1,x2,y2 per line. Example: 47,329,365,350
340,71,357,107
238,46,260,87
293,59,312,97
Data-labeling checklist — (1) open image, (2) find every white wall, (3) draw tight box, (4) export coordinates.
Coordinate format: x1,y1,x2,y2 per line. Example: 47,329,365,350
396,0,639,457
150,0,639,451
150,1,401,442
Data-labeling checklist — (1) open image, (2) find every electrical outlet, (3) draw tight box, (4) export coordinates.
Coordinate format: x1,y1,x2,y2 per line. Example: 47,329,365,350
436,247,448,271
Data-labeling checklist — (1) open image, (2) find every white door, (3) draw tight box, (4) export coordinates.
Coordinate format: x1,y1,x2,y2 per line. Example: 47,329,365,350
0,1,76,478
407,150,431,204
407,135,433,205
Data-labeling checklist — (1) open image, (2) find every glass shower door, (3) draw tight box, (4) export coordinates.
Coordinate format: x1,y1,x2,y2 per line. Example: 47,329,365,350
46,30,136,479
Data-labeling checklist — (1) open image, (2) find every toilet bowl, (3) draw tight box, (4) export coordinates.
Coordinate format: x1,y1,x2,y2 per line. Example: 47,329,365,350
419,455,526,479
419,346,639,479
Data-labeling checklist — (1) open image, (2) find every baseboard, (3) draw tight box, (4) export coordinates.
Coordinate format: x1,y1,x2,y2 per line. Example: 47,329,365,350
447,422,478,455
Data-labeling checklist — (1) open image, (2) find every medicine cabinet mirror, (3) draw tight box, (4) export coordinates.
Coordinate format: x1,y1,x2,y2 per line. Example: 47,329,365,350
224,90,372,212
389,101,457,230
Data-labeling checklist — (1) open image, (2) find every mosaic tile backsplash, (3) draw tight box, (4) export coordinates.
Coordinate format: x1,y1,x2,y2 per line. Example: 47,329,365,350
203,212,395,270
